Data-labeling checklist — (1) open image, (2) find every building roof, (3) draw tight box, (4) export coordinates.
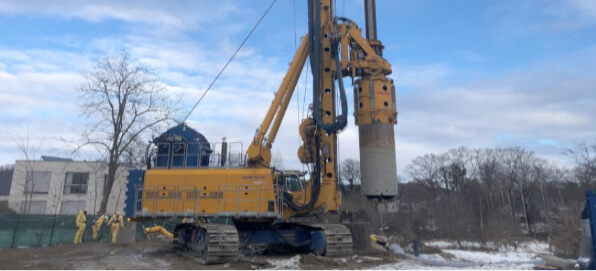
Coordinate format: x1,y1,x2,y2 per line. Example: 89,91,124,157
41,155,74,162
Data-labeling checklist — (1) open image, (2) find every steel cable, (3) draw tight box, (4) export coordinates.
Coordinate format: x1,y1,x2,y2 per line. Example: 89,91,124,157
182,0,278,122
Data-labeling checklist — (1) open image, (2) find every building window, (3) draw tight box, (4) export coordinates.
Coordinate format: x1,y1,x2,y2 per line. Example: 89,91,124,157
60,200,86,215
25,171,51,194
64,172,89,194
20,200,47,214
0,200,10,214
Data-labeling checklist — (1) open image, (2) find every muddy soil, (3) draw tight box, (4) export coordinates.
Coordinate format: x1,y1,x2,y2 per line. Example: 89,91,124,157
0,240,405,270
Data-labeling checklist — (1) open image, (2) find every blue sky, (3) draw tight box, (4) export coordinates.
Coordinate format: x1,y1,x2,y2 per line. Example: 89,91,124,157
1,0,595,176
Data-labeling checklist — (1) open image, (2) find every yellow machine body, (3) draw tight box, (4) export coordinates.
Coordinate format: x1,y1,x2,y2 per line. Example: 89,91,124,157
141,167,281,218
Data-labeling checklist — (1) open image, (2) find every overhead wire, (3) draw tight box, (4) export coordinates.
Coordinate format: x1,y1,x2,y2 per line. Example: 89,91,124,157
293,0,301,149
293,0,309,174
302,62,309,120
182,0,278,122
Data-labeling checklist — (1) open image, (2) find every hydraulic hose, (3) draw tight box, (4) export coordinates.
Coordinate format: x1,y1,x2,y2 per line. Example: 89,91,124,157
308,0,348,133
332,39,348,129
284,135,321,211
286,0,349,212
284,0,348,212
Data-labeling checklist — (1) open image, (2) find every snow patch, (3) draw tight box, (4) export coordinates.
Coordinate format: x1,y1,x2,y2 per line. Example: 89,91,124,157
371,260,539,270
418,253,446,262
443,249,536,263
426,240,549,255
267,255,301,270
372,240,548,270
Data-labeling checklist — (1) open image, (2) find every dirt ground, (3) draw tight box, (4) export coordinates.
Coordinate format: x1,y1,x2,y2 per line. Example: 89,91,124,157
0,240,405,270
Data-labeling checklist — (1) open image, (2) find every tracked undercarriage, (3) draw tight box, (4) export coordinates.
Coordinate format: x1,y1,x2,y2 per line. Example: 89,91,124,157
311,224,353,257
174,223,239,264
173,221,353,264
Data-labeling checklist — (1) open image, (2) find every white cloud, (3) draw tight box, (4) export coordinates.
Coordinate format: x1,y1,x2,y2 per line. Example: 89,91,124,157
0,1,595,179
0,1,242,30
568,0,596,23
490,0,596,35
396,63,450,90
523,111,588,127
0,4,292,168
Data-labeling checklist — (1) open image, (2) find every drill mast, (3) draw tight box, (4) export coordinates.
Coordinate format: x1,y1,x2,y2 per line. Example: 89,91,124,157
247,0,397,216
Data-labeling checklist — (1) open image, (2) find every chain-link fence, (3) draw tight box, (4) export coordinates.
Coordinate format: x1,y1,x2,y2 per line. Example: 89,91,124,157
0,214,114,248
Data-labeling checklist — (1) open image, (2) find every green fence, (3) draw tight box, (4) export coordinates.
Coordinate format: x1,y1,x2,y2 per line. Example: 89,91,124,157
0,214,114,248
0,214,186,248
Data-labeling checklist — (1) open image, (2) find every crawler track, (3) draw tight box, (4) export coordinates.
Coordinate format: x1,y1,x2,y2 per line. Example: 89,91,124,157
312,224,353,257
175,223,239,264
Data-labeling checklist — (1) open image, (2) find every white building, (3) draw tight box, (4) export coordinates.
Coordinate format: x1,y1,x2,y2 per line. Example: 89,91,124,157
7,156,128,215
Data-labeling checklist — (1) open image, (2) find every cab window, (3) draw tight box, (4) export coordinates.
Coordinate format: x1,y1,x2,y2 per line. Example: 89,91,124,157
279,175,303,192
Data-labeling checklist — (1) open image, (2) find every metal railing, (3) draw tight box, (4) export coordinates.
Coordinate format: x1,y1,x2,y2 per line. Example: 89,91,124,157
210,141,246,168
152,141,247,169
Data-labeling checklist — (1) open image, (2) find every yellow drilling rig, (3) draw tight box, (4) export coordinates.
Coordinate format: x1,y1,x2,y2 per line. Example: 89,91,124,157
132,0,397,264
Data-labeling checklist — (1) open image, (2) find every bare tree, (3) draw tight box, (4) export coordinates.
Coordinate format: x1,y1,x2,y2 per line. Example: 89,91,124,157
88,162,108,214
10,130,48,214
565,142,596,186
119,136,148,169
48,161,72,215
406,153,442,201
398,144,592,246
340,159,360,191
76,49,177,213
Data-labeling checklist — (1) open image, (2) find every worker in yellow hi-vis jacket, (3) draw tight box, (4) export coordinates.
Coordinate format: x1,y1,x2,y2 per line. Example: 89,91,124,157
73,210,87,244
91,213,108,240
107,211,124,243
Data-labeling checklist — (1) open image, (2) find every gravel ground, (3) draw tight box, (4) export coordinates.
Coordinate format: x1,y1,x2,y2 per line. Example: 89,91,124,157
0,239,548,269
0,240,404,270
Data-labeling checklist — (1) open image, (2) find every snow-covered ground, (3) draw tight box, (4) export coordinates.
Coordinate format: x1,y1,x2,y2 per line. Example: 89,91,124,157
372,240,549,270
429,240,549,263
261,240,550,270
372,260,539,270
267,255,301,269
